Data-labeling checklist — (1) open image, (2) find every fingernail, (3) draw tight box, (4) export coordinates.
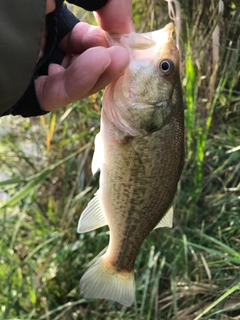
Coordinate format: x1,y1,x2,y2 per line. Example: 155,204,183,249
103,57,111,71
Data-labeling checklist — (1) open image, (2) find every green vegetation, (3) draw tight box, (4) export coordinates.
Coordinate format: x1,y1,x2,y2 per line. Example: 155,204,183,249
0,1,239,319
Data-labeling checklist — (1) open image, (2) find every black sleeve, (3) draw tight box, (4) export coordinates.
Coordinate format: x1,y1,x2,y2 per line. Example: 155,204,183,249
57,3,79,43
67,0,108,11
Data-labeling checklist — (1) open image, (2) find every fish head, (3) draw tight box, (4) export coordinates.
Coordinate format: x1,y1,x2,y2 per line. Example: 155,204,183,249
103,23,183,137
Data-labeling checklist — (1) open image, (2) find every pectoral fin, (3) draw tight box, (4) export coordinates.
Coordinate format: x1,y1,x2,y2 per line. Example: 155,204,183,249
77,192,107,233
154,206,173,229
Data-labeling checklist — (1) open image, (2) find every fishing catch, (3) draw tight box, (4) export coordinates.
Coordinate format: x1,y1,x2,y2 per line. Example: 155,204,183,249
78,23,184,307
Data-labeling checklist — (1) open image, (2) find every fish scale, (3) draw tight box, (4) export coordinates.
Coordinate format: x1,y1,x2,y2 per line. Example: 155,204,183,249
77,22,184,306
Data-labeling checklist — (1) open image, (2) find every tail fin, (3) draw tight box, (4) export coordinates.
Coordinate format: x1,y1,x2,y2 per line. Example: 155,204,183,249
80,255,135,307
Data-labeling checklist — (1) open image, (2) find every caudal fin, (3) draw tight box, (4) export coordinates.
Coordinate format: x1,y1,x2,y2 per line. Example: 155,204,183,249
80,255,135,307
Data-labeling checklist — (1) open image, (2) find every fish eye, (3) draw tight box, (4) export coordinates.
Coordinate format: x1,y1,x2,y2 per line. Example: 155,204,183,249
159,59,175,76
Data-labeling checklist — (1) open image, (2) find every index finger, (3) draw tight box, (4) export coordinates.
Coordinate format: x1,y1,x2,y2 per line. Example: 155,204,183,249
95,0,134,34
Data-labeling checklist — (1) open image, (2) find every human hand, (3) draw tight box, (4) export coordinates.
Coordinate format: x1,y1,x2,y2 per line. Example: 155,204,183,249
35,0,133,112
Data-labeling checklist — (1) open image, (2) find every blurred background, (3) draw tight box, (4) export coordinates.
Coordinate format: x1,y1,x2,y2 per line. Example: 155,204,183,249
0,0,239,319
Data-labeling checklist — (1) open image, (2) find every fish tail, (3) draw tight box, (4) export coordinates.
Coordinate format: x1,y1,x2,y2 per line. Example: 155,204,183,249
80,255,135,307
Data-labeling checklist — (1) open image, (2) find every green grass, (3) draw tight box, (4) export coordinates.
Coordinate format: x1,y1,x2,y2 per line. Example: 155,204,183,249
0,1,240,319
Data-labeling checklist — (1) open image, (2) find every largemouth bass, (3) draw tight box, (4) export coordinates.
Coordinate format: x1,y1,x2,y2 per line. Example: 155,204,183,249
78,23,184,307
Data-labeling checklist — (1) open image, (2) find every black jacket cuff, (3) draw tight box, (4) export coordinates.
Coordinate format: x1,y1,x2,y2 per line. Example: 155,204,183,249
67,0,108,11
57,4,79,43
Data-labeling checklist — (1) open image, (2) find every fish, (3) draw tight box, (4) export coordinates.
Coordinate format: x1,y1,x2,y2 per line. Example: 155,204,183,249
77,22,184,307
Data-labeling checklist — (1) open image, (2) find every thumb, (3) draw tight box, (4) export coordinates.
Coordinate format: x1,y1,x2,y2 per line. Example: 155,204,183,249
48,63,65,75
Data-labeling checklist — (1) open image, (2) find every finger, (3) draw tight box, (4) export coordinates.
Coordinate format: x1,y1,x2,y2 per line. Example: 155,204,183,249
59,22,108,54
86,46,129,96
95,0,134,34
35,47,111,111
